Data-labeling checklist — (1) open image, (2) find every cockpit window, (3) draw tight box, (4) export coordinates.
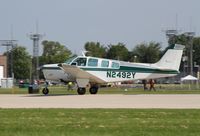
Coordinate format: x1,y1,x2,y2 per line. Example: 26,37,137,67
88,58,98,67
72,58,87,66
111,62,120,69
101,60,109,67
65,55,77,64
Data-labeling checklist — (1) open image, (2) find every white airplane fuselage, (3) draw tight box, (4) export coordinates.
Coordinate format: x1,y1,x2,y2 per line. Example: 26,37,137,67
42,60,177,85
41,44,184,95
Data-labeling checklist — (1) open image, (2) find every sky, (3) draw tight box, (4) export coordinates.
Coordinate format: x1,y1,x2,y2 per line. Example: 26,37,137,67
0,0,199,55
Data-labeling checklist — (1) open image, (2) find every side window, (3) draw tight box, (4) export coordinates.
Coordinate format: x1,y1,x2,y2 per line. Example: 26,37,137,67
73,58,87,66
88,58,98,67
101,60,109,67
111,62,120,69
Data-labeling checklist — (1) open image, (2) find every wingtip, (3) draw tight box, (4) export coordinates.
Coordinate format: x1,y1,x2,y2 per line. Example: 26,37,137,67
57,63,62,67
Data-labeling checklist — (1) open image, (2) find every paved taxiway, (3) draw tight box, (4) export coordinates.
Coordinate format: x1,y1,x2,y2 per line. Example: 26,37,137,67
0,94,200,109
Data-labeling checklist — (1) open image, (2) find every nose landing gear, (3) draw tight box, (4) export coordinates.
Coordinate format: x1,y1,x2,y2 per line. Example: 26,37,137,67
42,81,49,95
42,87,49,95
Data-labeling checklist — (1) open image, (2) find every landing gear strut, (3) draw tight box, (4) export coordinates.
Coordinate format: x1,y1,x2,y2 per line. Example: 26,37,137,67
77,87,86,95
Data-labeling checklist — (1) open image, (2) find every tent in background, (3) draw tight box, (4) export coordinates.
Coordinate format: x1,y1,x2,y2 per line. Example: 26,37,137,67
181,75,198,81
181,75,199,90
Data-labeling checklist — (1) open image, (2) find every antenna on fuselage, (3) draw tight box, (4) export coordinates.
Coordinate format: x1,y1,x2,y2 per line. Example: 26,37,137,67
81,51,88,57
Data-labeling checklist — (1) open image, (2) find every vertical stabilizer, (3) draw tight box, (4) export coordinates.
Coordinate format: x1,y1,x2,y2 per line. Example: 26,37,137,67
154,44,184,71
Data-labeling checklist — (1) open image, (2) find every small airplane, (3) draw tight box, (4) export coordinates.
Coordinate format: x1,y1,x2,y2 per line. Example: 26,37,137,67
42,44,184,95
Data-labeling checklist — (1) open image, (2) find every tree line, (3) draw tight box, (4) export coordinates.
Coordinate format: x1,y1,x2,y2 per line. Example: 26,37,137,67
5,35,200,80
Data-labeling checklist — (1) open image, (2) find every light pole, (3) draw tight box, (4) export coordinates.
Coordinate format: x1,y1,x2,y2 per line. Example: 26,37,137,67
184,32,195,76
0,40,17,78
28,33,43,83
165,29,178,45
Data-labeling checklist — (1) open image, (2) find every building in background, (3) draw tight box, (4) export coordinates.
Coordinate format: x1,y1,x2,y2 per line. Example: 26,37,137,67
0,55,7,78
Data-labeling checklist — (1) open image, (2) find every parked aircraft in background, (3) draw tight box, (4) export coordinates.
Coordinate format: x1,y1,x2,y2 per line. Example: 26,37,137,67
42,44,184,95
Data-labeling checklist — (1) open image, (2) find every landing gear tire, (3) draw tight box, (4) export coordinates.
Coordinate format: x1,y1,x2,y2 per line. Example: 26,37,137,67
89,87,98,94
42,88,49,95
77,88,86,95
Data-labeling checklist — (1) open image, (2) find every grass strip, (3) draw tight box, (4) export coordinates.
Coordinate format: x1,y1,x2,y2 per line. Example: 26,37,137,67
0,109,200,136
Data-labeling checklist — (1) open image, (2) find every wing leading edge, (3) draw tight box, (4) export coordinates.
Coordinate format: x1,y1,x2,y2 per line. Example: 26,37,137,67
58,64,105,83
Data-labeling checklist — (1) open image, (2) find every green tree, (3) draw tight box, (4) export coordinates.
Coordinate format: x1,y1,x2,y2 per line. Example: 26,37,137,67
132,42,161,63
12,46,31,79
168,34,189,46
166,34,197,59
165,34,196,74
84,42,107,58
40,40,72,65
168,35,200,66
107,43,129,61
193,37,200,65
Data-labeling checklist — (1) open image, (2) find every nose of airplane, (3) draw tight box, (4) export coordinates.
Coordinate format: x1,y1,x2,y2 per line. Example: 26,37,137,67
41,64,49,69
40,65,45,70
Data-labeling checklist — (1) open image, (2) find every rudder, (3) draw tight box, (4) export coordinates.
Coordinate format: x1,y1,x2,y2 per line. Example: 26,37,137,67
154,44,184,71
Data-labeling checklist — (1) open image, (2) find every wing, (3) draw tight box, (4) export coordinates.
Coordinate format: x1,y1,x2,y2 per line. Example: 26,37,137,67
58,64,105,83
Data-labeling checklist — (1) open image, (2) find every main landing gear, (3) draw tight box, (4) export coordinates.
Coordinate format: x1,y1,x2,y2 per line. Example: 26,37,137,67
89,86,98,94
77,87,86,95
76,79,99,95
77,86,99,95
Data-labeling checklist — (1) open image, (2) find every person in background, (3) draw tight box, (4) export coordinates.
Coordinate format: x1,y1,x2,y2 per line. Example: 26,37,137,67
149,79,156,91
67,82,73,91
142,80,148,90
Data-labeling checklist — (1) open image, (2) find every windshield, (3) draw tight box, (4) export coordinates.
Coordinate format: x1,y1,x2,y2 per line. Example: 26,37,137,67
64,55,78,64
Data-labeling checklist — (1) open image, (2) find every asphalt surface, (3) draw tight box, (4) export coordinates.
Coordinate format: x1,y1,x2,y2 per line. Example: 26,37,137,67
0,94,200,109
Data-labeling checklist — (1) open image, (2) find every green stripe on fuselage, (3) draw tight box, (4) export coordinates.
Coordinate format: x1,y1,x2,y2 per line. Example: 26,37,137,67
81,66,178,74
42,66,178,74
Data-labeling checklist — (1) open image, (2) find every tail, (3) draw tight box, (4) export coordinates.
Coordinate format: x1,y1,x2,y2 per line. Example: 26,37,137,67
154,44,184,71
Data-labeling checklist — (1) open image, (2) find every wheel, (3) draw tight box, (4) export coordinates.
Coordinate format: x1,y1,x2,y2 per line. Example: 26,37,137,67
42,88,49,95
77,88,86,95
89,87,98,94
